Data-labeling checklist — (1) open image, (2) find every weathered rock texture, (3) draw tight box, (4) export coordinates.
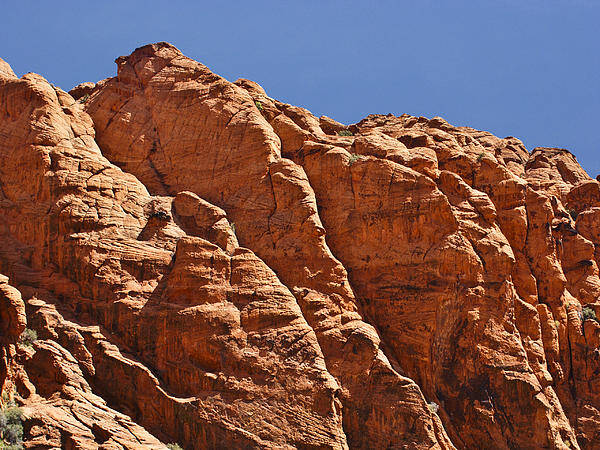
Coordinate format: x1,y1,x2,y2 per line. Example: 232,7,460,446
0,43,599,449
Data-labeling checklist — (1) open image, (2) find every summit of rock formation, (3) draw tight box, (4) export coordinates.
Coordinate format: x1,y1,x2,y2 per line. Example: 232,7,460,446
1,42,599,449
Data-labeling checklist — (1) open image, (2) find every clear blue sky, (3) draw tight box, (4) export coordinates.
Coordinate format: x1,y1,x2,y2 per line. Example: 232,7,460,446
2,1,599,176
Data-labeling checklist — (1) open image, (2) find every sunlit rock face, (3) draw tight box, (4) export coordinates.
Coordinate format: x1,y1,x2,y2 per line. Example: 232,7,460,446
0,44,599,449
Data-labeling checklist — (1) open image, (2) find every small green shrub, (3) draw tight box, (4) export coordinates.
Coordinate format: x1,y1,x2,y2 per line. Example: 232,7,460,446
337,129,353,137
229,221,236,235
166,444,183,450
427,401,439,414
254,100,263,111
0,403,23,448
476,152,485,162
2,408,22,425
582,306,598,323
18,329,37,347
347,153,363,166
2,424,23,445
0,442,22,450
1,391,11,405
150,211,170,221
79,93,90,103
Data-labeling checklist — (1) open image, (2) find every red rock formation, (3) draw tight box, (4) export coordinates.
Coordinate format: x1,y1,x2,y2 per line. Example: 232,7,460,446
0,54,346,449
83,43,451,449
0,44,599,449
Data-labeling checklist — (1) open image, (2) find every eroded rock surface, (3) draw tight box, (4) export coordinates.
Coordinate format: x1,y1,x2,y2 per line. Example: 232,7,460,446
1,43,599,449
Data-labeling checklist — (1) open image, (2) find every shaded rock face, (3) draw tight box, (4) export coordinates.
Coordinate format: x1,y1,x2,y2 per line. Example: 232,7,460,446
0,44,598,449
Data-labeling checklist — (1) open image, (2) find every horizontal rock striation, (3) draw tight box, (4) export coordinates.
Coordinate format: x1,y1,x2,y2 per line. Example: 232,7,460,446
0,43,599,449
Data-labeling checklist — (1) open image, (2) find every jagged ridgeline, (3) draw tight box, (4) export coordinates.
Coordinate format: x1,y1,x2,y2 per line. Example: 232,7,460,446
1,43,599,449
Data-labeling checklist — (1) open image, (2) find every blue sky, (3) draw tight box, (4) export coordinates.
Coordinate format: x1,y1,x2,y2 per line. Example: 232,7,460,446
2,1,599,175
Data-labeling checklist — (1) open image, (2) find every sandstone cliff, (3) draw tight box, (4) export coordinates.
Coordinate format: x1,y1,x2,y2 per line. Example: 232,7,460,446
0,42,599,449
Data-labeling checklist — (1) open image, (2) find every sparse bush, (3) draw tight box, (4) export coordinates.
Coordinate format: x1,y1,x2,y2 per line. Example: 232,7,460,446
1,391,11,405
2,408,22,426
582,306,598,323
427,401,439,414
0,403,23,448
348,153,363,166
18,329,37,347
150,211,170,221
0,443,23,450
229,221,236,235
337,129,353,137
476,152,485,162
79,93,90,103
2,423,23,446
167,444,183,450
254,100,263,111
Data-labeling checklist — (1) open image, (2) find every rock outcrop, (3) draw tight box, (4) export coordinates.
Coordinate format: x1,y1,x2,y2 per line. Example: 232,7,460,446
0,44,599,449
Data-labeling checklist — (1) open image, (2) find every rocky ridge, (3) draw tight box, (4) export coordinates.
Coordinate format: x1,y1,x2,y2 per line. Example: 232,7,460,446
0,42,599,449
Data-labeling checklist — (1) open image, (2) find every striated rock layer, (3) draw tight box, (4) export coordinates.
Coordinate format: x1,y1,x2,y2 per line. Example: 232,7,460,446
0,43,599,449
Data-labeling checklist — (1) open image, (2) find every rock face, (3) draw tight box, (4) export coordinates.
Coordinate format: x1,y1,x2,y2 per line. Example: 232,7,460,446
0,44,599,449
